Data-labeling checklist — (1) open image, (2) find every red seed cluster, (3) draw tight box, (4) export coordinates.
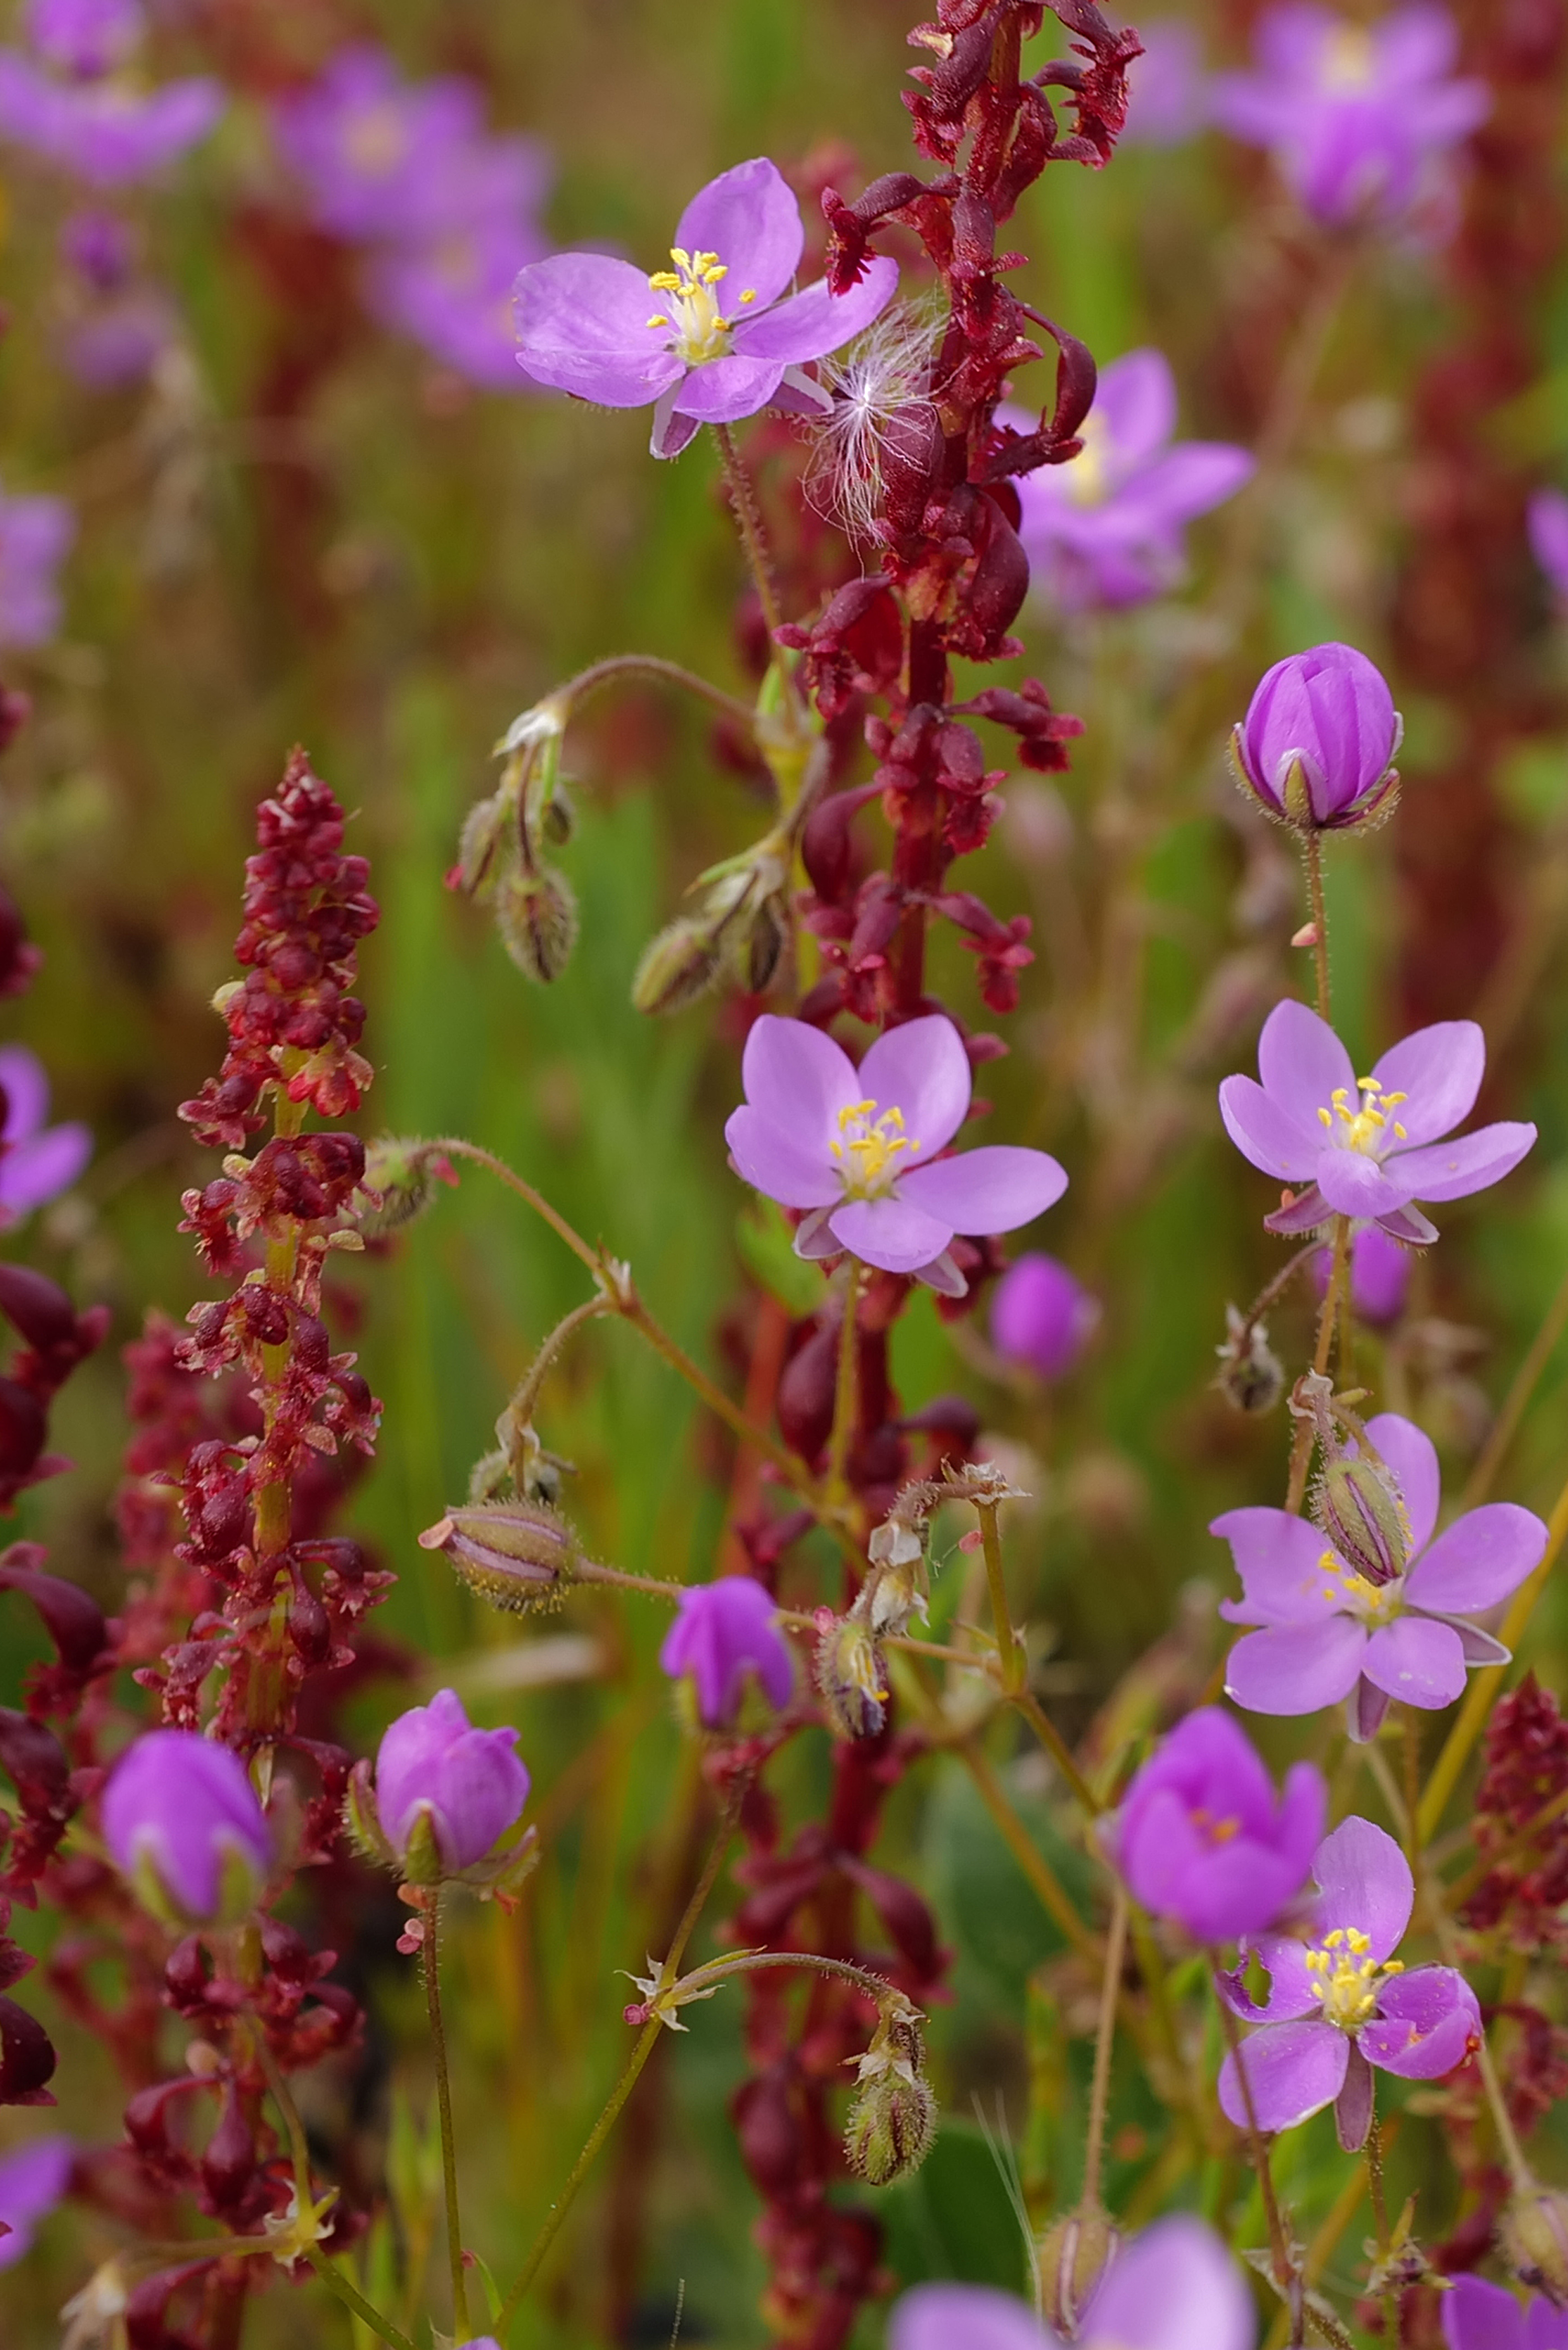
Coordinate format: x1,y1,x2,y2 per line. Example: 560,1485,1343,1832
1462,1673,1568,1950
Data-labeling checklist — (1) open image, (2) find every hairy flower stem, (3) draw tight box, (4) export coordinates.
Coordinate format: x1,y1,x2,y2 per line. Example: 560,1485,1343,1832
1082,1885,1128,2209
1364,2115,1403,2345
500,1294,613,1464
495,1785,745,2333
1302,835,1331,1024
1235,1242,1329,1343
1210,1952,1294,2292
712,422,802,738
1402,1708,1423,1879
256,2033,417,2350
825,1264,862,1511
538,652,760,738
1011,1686,1101,1820
422,1897,469,2342
1285,1215,1353,1514
1419,1459,1568,1839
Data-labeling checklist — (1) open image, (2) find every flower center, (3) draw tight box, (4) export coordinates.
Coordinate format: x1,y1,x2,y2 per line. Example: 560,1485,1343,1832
1320,26,1376,91
1315,1548,1403,1622
1305,1924,1403,2031
1191,1807,1241,1847
646,247,757,365
1316,1078,1408,1156
343,102,408,178
829,1099,919,1200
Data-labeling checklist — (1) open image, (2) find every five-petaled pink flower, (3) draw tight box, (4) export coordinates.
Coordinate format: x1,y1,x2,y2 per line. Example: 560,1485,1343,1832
1215,1411,1546,1742
1218,1816,1480,2148
512,156,898,458
724,1013,1067,1298
1220,998,1535,1244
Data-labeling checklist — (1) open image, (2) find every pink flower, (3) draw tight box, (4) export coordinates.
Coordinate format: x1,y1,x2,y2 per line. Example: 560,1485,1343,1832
660,1579,793,1729
374,1689,529,1874
0,1046,90,1222
1220,998,1536,1244
1218,1816,1481,2146
724,1013,1066,1298
890,2215,1256,2350
1529,488,1568,604
513,157,898,458
1232,643,1401,831
1215,1412,1546,1740
0,2136,72,2270
991,1252,1098,1380
1442,2275,1568,2350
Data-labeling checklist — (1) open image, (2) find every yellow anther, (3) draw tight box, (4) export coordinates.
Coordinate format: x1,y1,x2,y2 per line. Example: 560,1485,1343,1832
644,249,739,360
648,270,682,292
739,287,757,303
1394,1123,1407,1140
1317,1106,1334,1127
646,313,671,329
1304,1915,1401,2031
833,1099,920,1200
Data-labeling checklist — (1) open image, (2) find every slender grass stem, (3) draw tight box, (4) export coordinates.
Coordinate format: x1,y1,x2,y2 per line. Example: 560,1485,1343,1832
545,652,758,736
1460,1255,1568,1508
304,2250,420,2350
957,1742,1099,1965
1209,1953,1293,2291
1285,1215,1351,1514
1082,1886,1128,2210
1010,1685,1101,1819
978,1500,1022,1695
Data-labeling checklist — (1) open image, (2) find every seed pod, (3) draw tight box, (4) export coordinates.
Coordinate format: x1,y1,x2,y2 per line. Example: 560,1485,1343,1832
814,1608,888,1739
844,1996,935,2185
356,1137,455,1238
631,916,723,1017
863,1514,928,1637
495,867,578,984
418,1499,578,1613
726,890,788,995
1504,2189,1568,2306
1215,1305,1285,1415
454,791,510,896
1314,1448,1410,1586
1035,2203,1121,2334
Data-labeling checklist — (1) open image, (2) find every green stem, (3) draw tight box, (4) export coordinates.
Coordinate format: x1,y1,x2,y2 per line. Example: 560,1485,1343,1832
545,652,758,736
978,1500,1022,1695
1081,1886,1128,2210
711,422,801,737
1365,2115,1400,2345
1210,1954,1293,2290
825,1264,863,1508
423,1896,469,2342
303,2248,420,2350
499,1294,613,1465
1460,1255,1568,1509
257,2036,416,2350
1011,1685,1101,1819
1285,1216,1351,1514
957,1741,1100,1965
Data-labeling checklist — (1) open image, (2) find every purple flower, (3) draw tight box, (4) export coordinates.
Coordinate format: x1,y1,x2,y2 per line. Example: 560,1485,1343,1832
513,156,899,459
60,285,176,388
273,47,523,246
26,0,141,80
991,1252,1099,1381
1314,1225,1411,1325
1008,350,1252,610
1121,20,1212,147
0,485,72,650
102,1730,272,1922
0,57,223,186
374,1688,529,1874
1232,642,1401,831
0,2136,72,2270
1218,1815,1481,2144
659,1578,794,1729
724,1013,1067,1297
1529,489,1568,604
0,1046,90,1222
1219,998,1536,1244
61,204,134,290
1216,1411,1546,1738
1212,5,1489,231
1102,1706,1325,1942
890,2215,1256,2350
1443,2276,1568,2350
368,217,546,389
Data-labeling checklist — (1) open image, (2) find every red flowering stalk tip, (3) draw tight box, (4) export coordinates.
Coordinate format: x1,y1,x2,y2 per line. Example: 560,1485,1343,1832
1461,1674,1568,1952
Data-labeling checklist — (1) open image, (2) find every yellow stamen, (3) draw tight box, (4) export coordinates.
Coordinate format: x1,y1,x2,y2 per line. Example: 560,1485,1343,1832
1305,1919,1404,2031
645,247,738,363
832,1098,920,1200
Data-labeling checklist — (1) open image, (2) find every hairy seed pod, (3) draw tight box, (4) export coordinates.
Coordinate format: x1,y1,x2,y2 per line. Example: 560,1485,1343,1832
814,1608,888,1739
495,867,578,984
455,791,510,896
1035,2203,1121,2333
418,1499,578,1612
1215,1305,1285,1415
1504,2189,1568,2306
726,891,788,995
1314,1448,1410,1586
844,1997,935,2185
356,1137,455,1238
632,916,723,1017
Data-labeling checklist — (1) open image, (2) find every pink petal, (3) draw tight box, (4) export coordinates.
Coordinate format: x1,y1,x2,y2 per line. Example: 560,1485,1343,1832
1219,2017,1347,2132
512,253,685,406
1217,1933,1320,2022
740,1016,859,1138
857,1015,972,1161
828,1194,952,1275
1257,997,1356,1130
1369,1021,1484,1147
0,1045,48,1143
0,1123,91,1215
732,257,899,362
1123,443,1255,524
1359,1966,1481,2080
1092,347,1178,468
889,2283,1048,2350
1315,1149,1409,1219
1217,1074,1322,1180
1389,1121,1537,1203
898,1145,1067,1238
674,158,804,312
1442,2276,1527,2350
1211,1507,1344,1625
1404,1502,1547,1615
1362,1616,1468,1710
1311,1815,1411,1959
1225,1618,1366,1715
723,1107,839,1210
1362,1412,1440,1553
1087,2214,1257,2350
670,353,787,424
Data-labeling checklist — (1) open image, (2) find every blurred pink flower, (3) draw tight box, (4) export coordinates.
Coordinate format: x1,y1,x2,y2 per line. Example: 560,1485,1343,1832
1121,20,1211,146
0,1045,90,1221
1528,488,1568,603
0,491,73,650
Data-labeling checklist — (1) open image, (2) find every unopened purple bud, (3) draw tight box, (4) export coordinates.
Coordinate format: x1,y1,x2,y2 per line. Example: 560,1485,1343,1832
1314,1445,1411,1586
1315,1226,1411,1327
26,0,141,79
1232,643,1402,832
660,1578,793,1730
102,1730,272,1924
60,207,134,291
991,1252,1099,1382
1035,2203,1121,2334
374,1689,529,1880
418,1498,577,1612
